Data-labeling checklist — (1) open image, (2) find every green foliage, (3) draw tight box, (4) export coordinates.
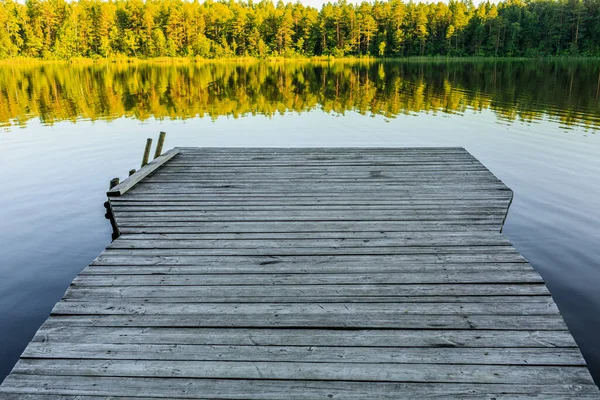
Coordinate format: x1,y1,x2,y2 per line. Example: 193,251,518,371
0,0,600,59
0,60,599,129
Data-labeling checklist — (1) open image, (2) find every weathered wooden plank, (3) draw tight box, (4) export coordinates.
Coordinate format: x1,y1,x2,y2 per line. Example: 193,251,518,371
109,199,512,207
125,189,509,197
60,294,554,304
188,153,484,159
22,343,587,366
111,197,509,204
116,220,507,229
155,171,494,180
33,314,570,330
66,282,548,296
113,220,507,229
173,152,478,159
163,155,481,162
127,182,510,191
152,167,494,173
174,150,476,156
124,190,511,198
99,246,521,256
127,180,510,189
11,359,590,385
111,204,509,212
90,253,528,266
63,283,551,299
107,148,179,197
31,326,578,348
111,190,512,198
168,154,480,160
51,301,560,316
164,161,486,167
2,376,597,400
114,221,508,232
117,225,504,234
114,231,517,241
166,161,488,168
106,237,513,250
71,271,542,286
156,167,494,176
161,161,489,168
124,190,511,197
2,375,598,399
80,262,536,275
142,178,503,185
149,171,498,179
111,210,508,220
176,146,469,151
110,194,510,200
147,168,497,176
161,154,479,162
172,149,473,154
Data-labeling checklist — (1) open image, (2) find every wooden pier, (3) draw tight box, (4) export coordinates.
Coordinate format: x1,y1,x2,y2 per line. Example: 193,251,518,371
1,147,598,398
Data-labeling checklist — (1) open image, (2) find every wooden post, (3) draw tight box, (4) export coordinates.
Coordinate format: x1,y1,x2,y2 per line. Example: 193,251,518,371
141,138,153,167
129,169,136,176
154,131,166,160
109,178,120,189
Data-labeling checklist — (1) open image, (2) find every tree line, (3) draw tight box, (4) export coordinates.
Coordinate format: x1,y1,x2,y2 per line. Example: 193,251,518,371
1,0,600,59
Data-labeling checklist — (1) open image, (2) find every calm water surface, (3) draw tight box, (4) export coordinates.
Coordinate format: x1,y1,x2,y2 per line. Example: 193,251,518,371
1,60,600,384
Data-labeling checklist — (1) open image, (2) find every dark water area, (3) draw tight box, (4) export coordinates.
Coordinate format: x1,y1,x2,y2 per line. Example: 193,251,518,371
0,60,599,385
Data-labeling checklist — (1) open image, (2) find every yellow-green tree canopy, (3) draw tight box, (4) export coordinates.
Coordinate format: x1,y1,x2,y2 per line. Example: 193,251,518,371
1,0,600,59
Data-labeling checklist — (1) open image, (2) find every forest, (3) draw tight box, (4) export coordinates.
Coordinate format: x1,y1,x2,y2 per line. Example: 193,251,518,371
0,0,599,59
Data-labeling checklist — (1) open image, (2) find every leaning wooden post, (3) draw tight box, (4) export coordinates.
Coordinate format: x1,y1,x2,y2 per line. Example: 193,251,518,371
154,131,166,159
141,138,153,167
109,178,120,189
105,180,120,240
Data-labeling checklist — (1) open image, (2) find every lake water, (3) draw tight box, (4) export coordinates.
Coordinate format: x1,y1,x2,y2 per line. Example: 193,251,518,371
1,60,599,384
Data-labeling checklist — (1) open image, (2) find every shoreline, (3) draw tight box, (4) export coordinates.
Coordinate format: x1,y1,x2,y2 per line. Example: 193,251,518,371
1,55,600,66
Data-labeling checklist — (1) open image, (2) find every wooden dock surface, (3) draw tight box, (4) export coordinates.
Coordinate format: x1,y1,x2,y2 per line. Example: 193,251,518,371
1,147,598,398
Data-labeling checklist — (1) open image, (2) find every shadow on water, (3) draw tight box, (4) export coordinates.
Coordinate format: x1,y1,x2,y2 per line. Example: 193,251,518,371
0,60,599,131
